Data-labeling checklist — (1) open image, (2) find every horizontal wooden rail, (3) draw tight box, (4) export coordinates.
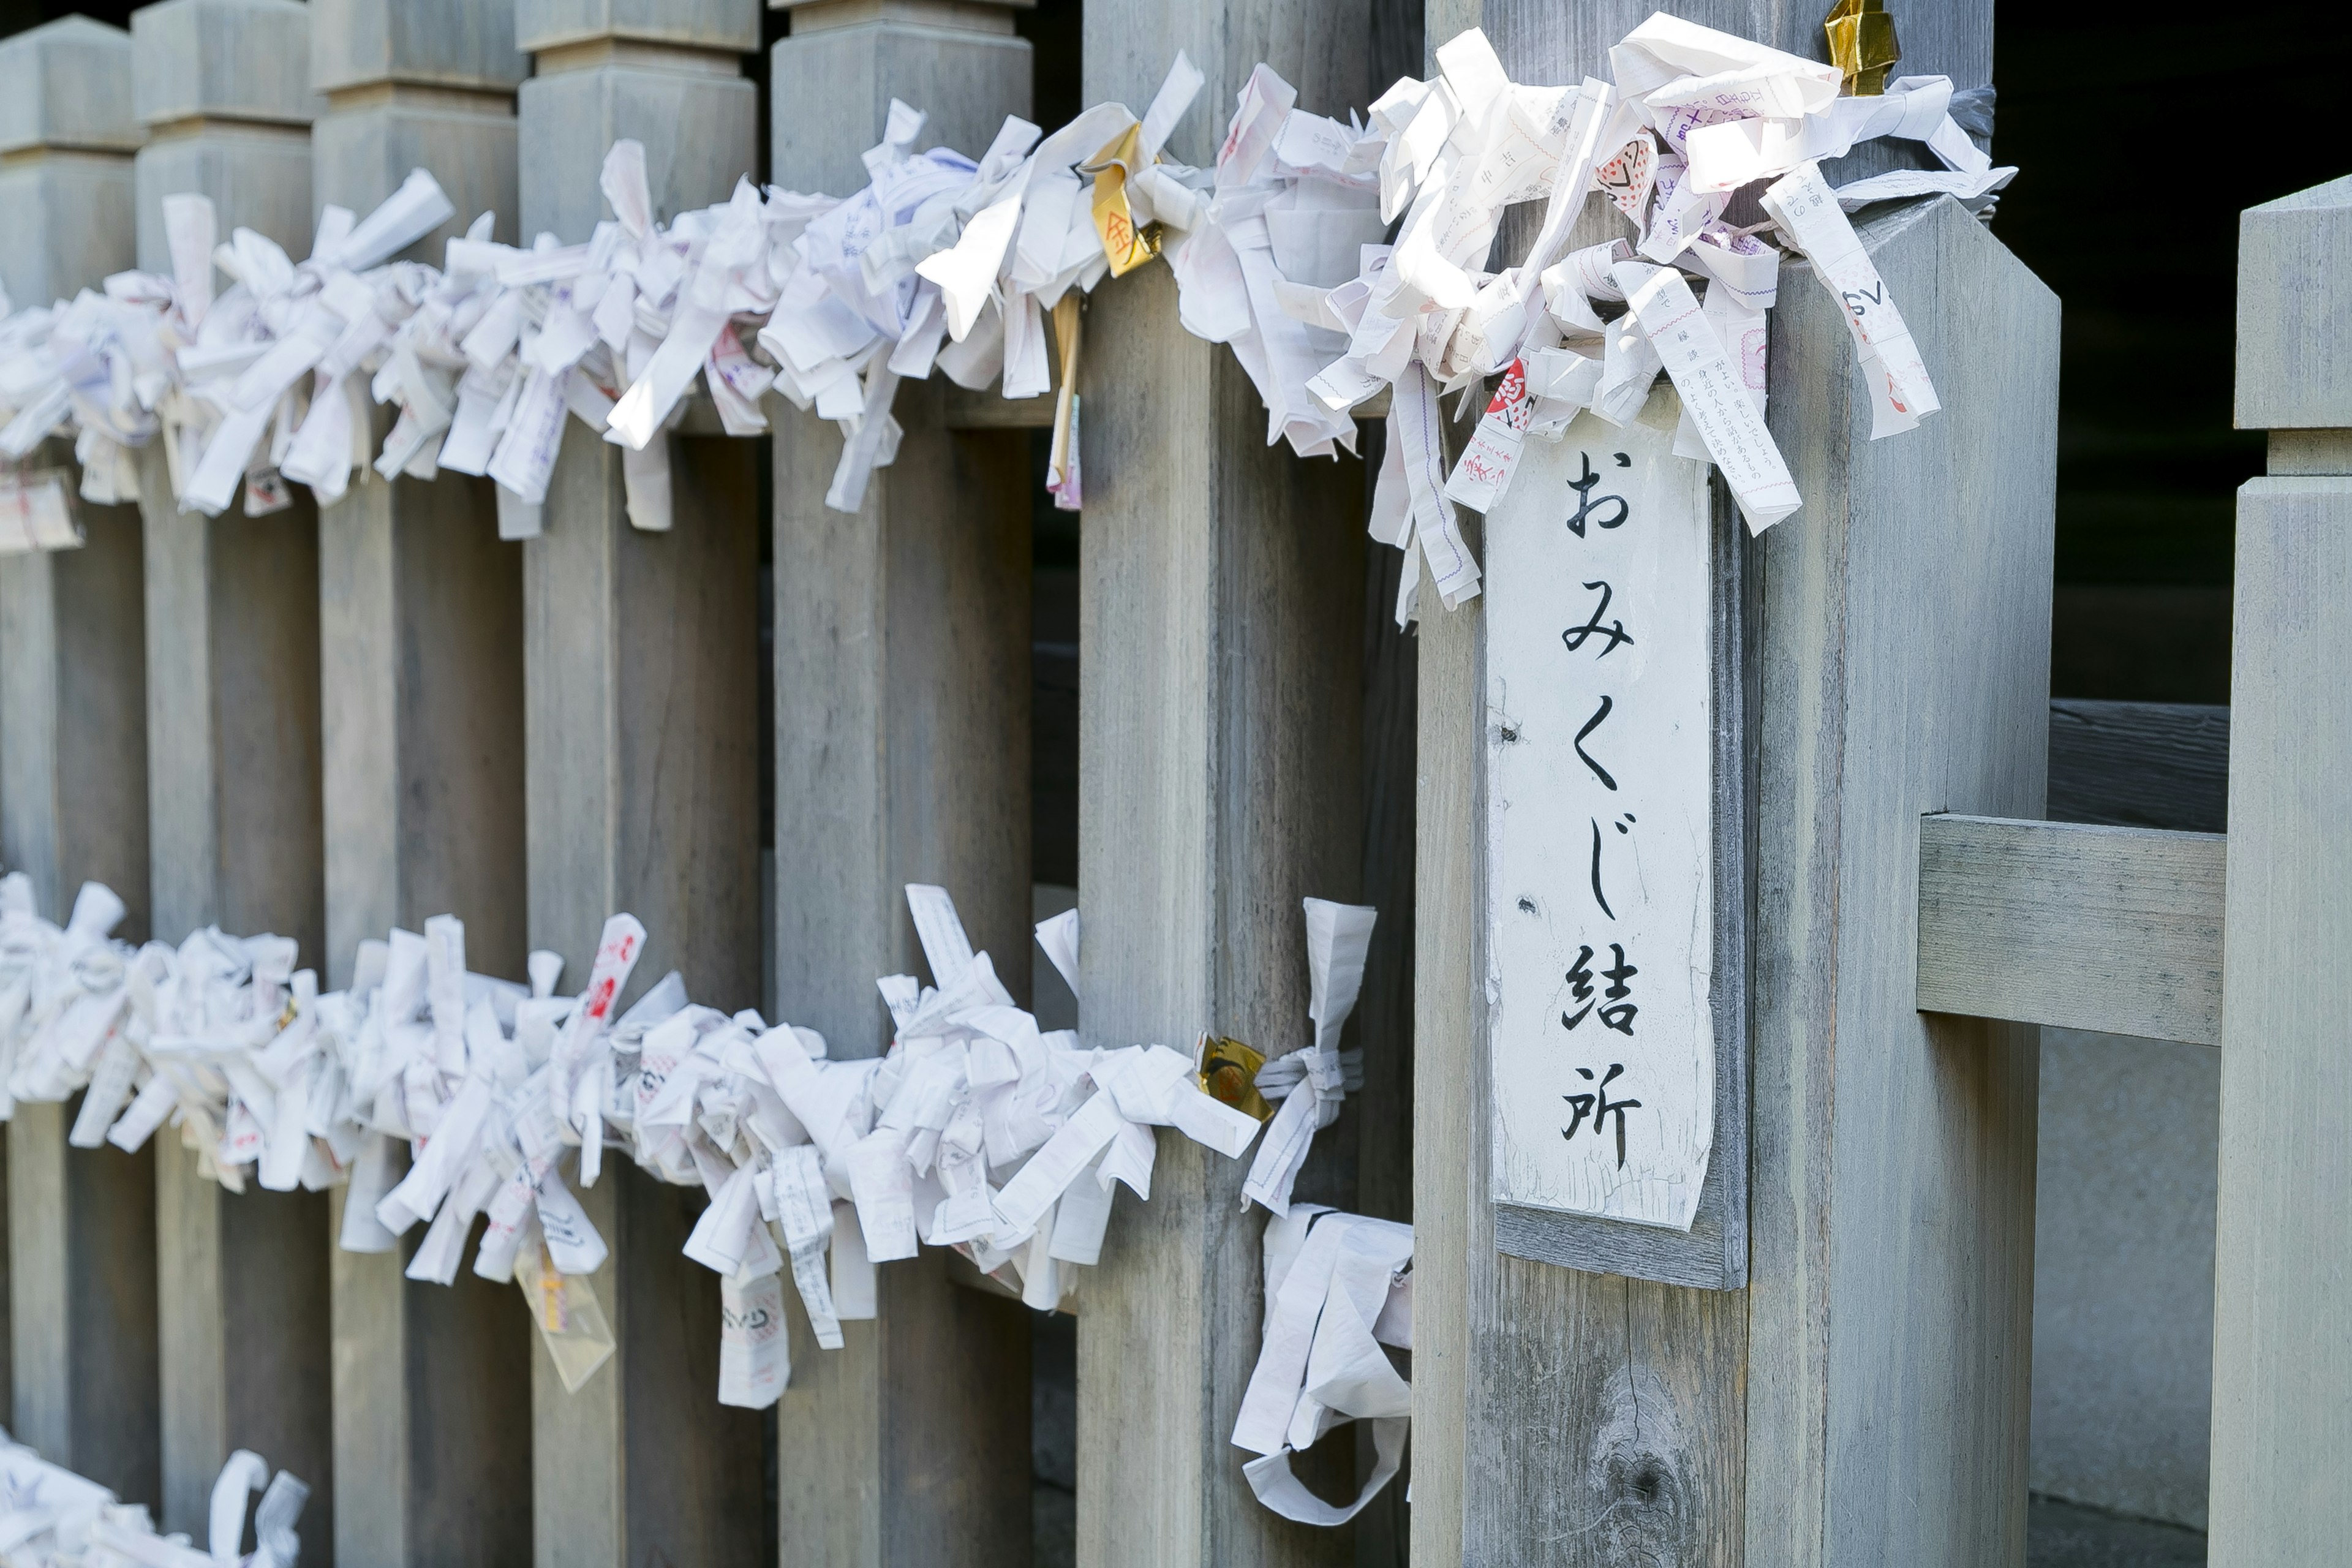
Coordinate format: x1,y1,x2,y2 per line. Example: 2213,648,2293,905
1915,813,2226,1044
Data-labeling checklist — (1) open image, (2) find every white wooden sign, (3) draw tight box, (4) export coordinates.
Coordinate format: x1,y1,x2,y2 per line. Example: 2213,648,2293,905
1487,396,1717,1234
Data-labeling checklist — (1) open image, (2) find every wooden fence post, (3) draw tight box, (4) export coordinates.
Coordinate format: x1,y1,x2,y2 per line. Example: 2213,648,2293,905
0,14,159,1512
1076,5,1374,1564
511,2,767,1562
1412,8,2057,1566
130,0,335,1547
767,4,1037,1563
308,2,531,1564
2208,172,2352,1567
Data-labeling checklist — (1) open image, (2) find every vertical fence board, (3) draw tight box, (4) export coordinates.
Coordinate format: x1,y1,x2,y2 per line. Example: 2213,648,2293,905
1073,0,1376,1540
514,11,766,1560
2209,174,2352,1567
0,17,157,1510
768,10,1038,1559
310,4,532,1563
131,1,333,1547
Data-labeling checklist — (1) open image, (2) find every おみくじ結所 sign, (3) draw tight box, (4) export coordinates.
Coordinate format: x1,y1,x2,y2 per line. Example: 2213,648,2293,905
1485,394,1725,1242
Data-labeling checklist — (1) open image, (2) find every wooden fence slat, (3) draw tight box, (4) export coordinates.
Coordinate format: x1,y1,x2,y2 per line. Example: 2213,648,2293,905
0,15,158,1515
513,5,768,1564
1416,4,2051,1554
131,1,334,1547
2209,172,2352,1568
1076,6,1375,1563
769,6,1038,1562
1915,815,2225,1046
309,4,532,1564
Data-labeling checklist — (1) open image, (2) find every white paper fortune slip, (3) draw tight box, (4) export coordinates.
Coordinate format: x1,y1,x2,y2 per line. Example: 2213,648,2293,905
1484,394,1716,1231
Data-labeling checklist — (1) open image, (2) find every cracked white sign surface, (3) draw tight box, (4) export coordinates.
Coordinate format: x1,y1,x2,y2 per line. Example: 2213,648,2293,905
1485,391,1714,1232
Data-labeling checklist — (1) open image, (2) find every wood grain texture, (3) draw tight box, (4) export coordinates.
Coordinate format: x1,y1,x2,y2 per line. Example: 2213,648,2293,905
312,21,532,1553
2046,699,2229,834
770,17,1038,1521
2267,429,2352,476
1917,815,2225,1046
514,67,762,1568
766,8,1030,197
1746,194,2052,1568
0,54,159,1501
519,429,766,1568
312,97,521,258
1409,507,1479,1568
7,1099,160,1510
517,54,756,244
0,503,150,942
311,0,528,96
0,17,140,156
1073,0,1374,1536
2234,176,2352,431
0,155,138,315
131,0,324,129
2207,472,2352,1566
1351,440,1417,1568
1417,189,2048,1568
1409,9,2014,1566
156,1140,334,1555
318,473,526,989
516,0,763,56
140,434,332,1555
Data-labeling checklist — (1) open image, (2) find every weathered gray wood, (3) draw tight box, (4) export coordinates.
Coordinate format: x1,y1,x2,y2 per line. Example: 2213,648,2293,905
2046,699,2229,833
522,429,768,1568
156,1142,333,1549
2209,190,2352,1559
9,1099,161,1506
0,18,138,310
133,1,331,1545
1410,506,1479,1568
2266,429,2352,477
1074,268,1368,1568
516,19,763,1560
1412,6,2017,1560
515,0,758,244
312,6,531,1563
0,511,150,942
1739,193,2051,1568
766,400,1035,1551
769,0,1031,195
317,477,525,987
0,17,159,1507
1417,127,2049,1568
1917,816,2224,1046
1079,7,1373,1562
938,385,1055,431
2234,175,2352,432
132,0,321,274
769,10,1036,1556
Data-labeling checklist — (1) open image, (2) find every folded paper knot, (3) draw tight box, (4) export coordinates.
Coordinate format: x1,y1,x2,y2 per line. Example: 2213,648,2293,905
1232,1207,1414,1526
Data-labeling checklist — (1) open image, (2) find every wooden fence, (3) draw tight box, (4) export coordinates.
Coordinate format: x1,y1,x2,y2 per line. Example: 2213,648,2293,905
0,2,2342,1567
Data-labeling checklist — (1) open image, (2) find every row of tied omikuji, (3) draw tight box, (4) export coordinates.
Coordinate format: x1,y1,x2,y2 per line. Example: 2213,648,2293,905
0,872,1408,1528
0,15,2007,630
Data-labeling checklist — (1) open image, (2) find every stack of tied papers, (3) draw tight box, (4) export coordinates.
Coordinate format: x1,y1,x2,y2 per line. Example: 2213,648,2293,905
0,13,2003,573
0,869,1377,1416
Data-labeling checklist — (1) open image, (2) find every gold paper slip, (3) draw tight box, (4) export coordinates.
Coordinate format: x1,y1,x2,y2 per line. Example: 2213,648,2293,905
1824,0,1900,96
1197,1032,1276,1123
1086,123,1164,277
